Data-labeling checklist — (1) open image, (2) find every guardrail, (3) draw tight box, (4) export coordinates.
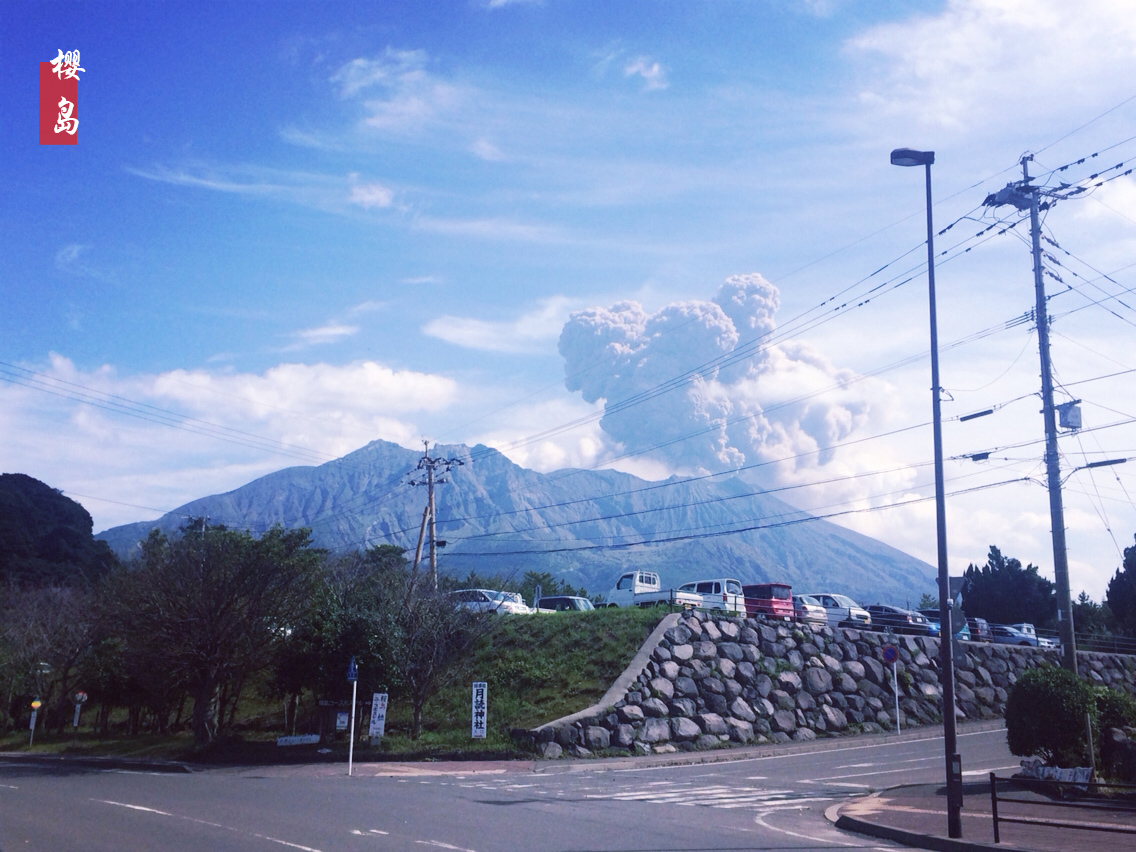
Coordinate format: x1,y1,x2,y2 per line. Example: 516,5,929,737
989,772,1136,842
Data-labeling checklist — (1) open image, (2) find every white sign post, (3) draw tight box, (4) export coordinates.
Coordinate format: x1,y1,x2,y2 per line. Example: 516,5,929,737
368,693,388,743
346,656,358,776
471,682,487,739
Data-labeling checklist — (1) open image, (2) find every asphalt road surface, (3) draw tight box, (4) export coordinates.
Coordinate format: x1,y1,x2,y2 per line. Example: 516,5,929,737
0,725,1016,852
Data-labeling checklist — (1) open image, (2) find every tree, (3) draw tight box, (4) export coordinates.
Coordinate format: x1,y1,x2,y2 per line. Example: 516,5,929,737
1106,536,1136,636
962,546,1056,628
1006,665,1096,766
917,593,938,610
104,521,322,749
1072,591,1113,636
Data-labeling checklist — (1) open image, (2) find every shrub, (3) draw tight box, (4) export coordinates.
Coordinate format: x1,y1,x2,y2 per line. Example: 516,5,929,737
1096,687,1136,732
1005,665,1096,766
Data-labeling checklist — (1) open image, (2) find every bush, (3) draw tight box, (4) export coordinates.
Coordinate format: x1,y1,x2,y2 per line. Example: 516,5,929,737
1005,666,1097,766
1096,687,1136,732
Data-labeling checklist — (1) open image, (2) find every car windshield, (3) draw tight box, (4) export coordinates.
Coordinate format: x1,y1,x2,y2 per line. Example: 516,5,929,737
832,595,858,607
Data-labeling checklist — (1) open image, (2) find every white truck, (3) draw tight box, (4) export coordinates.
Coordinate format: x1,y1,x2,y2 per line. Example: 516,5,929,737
603,570,703,609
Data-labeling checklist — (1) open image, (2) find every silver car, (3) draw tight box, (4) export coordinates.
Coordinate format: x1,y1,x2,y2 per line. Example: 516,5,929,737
803,593,872,628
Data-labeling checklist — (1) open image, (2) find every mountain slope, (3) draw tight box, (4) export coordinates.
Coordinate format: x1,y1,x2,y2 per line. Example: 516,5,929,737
97,440,935,604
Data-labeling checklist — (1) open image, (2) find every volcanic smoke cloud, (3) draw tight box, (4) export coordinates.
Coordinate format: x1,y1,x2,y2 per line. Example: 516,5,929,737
558,274,870,481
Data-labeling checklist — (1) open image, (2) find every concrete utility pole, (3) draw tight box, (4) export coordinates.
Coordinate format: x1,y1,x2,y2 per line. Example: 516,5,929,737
409,442,464,591
1022,156,1078,673
984,156,1078,672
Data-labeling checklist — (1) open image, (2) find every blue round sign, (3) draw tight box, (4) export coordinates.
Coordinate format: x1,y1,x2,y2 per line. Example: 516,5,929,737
881,645,899,664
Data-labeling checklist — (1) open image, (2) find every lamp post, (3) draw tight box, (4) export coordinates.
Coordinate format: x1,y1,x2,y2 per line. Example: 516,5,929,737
891,147,963,839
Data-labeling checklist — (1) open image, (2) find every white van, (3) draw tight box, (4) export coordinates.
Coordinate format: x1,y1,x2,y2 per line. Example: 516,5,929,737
678,578,745,616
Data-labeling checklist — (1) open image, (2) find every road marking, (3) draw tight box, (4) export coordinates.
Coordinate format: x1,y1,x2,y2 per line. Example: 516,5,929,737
95,799,324,851
0,783,19,789
752,810,863,847
351,829,390,836
415,841,477,852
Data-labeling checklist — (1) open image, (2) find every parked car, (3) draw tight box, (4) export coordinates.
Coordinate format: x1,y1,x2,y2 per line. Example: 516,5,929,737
966,617,993,642
1009,623,1057,648
792,594,829,626
450,588,531,614
536,595,595,612
678,578,745,616
866,604,932,635
991,624,1037,646
803,593,872,628
917,609,972,641
742,583,794,621
603,571,702,609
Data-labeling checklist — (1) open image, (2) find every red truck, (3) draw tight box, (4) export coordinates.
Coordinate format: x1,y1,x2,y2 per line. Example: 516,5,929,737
742,583,794,621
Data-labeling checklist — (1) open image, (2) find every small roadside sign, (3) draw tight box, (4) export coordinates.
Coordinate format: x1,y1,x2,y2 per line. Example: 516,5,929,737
336,711,349,731
368,693,388,739
881,645,899,664
471,682,488,739
346,656,358,682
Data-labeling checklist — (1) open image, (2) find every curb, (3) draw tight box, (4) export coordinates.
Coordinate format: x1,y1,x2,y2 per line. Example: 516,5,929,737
827,791,1032,852
0,752,192,774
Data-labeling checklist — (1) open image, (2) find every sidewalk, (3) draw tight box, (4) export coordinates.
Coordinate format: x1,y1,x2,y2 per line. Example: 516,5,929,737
832,780,1136,852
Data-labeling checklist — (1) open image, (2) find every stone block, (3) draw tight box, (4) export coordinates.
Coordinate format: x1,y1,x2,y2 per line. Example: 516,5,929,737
803,667,833,695
694,641,718,660
618,704,644,724
641,697,669,717
729,697,756,722
584,726,611,751
671,716,702,741
727,717,755,743
650,677,675,700
675,676,699,697
641,718,671,743
536,742,563,759
771,709,797,733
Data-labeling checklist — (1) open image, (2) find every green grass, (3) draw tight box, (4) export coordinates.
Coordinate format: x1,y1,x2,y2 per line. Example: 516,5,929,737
1,607,665,763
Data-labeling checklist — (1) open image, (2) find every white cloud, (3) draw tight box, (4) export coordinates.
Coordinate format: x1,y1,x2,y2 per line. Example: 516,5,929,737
330,48,466,134
0,354,459,531
624,56,668,91
347,180,394,209
471,138,505,161
848,0,1136,139
413,215,567,243
423,296,577,353
292,323,359,346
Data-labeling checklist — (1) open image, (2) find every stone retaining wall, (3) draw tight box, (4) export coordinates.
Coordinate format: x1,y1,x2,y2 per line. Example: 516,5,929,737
522,609,1136,759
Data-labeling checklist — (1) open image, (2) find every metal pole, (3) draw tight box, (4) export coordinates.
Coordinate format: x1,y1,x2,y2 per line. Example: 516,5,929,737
893,662,901,732
428,452,438,592
1023,156,1078,674
924,160,963,839
348,678,357,776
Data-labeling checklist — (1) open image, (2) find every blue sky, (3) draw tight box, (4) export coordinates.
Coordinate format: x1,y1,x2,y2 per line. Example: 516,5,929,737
5,0,1136,600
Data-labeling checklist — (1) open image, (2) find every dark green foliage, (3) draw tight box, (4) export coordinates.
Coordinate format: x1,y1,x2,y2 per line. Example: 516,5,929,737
1096,687,1136,732
1005,665,1096,766
102,520,323,749
1072,591,1114,636
917,593,938,610
1106,537,1136,636
0,473,115,587
963,546,1056,629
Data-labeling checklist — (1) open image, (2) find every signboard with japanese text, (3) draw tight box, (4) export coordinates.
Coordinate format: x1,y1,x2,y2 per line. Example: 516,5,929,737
471,681,487,739
39,50,83,145
368,693,388,738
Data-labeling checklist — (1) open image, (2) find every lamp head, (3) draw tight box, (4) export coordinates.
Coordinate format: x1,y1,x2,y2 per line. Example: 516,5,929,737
891,148,934,167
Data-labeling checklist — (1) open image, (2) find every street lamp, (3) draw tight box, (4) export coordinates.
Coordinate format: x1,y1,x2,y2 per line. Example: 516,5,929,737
891,146,963,839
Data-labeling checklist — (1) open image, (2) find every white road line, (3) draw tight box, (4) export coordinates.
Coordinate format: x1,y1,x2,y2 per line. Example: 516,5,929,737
752,810,863,847
414,841,477,852
811,765,953,781
95,799,323,852
962,765,1020,776
0,783,19,789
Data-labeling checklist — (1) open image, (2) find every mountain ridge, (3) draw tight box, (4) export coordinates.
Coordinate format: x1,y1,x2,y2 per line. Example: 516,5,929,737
96,439,936,604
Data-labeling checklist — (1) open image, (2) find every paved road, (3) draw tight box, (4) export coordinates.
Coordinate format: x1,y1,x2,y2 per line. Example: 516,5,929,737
0,726,1015,852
